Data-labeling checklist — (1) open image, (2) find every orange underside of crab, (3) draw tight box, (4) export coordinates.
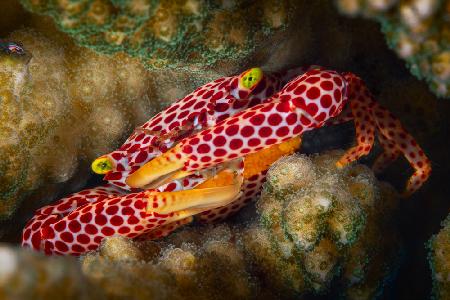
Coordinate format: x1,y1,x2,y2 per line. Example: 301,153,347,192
196,137,301,189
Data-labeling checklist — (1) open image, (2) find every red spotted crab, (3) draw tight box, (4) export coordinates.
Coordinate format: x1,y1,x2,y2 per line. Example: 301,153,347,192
22,66,431,255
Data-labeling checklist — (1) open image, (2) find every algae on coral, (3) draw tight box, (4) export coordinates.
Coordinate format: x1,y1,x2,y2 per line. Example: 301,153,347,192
20,0,297,71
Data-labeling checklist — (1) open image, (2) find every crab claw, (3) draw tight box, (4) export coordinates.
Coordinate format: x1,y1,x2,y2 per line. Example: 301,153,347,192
23,166,244,255
146,169,243,214
125,144,188,189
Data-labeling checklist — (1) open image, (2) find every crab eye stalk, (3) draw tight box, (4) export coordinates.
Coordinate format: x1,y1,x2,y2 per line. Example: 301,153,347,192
91,157,113,174
239,67,263,90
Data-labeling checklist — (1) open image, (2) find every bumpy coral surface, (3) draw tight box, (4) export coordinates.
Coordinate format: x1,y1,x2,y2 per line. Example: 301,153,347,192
254,151,402,298
336,0,450,98
0,246,96,299
0,28,159,220
428,214,450,300
20,0,295,71
1,153,403,299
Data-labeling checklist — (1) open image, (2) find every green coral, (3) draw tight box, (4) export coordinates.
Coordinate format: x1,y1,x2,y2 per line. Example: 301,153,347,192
335,0,450,98
20,0,295,71
428,214,450,300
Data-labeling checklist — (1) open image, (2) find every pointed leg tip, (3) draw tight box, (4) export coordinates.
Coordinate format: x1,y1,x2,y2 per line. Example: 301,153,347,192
336,161,346,169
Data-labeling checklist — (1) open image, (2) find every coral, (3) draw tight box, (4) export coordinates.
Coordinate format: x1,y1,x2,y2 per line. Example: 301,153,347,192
335,0,450,98
428,214,450,300
0,246,98,299
82,228,255,300
0,27,161,220
20,0,296,71
255,151,402,297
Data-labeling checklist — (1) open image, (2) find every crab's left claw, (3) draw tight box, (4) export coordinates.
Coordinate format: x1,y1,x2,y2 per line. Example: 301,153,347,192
146,169,243,214
23,167,244,255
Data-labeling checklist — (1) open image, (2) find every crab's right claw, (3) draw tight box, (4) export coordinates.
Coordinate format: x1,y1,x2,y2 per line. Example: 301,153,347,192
126,140,244,214
125,144,188,189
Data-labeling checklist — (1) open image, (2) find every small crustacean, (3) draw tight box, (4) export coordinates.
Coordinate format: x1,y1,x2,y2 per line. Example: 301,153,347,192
0,40,26,56
22,67,304,255
22,66,431,256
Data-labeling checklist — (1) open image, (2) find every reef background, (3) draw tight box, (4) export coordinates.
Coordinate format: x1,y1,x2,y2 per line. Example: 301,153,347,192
0,1,449,299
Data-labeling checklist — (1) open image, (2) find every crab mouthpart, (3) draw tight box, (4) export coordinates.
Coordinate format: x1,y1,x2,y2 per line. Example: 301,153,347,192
125,144,188,188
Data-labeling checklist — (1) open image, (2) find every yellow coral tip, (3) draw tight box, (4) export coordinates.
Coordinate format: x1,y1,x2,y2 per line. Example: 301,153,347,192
91,157,113,174
240,67,263,89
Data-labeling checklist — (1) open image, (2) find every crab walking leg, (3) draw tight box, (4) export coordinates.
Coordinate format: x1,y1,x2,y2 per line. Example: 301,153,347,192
338,73,431,195
327,104,353,126
326,98,401,173
335,77,376,167
372,104,431,195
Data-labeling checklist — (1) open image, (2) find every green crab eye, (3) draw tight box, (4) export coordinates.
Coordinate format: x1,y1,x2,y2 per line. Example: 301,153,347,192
240,67,263,89
91,157,113,174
